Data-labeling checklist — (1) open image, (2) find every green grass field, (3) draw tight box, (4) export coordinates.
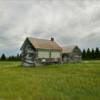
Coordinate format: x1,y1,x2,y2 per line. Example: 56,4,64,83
0,61,99,100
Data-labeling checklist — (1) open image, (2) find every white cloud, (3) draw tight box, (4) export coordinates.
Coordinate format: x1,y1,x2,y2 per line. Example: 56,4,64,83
0,0,100,55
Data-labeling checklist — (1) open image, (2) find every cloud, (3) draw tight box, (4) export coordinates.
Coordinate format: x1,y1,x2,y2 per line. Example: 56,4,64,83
0,0,100,55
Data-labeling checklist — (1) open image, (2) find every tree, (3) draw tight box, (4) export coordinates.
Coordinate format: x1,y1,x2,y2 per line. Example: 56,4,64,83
91,48,95,59
7,54,21,61
8,56,16,61
82,48,100,60
95,47,100,59
0,53,6,61
86,48,91,60
16,53,21,61
82,49,86,60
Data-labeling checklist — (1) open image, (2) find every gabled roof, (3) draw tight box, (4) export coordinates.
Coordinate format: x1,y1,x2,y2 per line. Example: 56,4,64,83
62,45,79,53
27,37,62,51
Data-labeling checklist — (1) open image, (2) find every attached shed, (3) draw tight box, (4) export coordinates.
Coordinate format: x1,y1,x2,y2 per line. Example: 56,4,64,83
62,45,82,63
21,37,62,66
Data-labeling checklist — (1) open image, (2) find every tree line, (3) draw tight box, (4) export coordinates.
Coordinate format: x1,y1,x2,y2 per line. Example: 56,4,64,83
0,54,21,61
82,47,100,60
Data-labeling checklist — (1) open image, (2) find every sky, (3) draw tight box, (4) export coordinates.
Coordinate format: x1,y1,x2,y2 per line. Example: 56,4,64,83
0,0,100,56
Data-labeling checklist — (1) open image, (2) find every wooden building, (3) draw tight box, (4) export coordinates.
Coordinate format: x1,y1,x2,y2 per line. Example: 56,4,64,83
62,46,82,63
21,37,62,66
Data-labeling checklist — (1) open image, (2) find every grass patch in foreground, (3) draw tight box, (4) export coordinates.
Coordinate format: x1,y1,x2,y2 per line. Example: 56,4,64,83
0,61,99,100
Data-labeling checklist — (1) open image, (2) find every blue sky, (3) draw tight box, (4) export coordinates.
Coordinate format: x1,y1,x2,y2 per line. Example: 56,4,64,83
0,0,100,56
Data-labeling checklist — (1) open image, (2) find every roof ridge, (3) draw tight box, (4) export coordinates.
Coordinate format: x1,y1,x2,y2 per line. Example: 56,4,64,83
62,45,78,48
28,37,52,42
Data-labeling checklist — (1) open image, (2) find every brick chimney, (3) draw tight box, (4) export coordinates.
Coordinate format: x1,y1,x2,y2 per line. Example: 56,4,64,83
51,37,54,42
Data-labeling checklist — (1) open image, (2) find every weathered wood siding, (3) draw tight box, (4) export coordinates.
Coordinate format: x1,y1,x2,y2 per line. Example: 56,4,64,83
38,50,49,58
21,39,36,66
37,49,61,63
51,51,61,58
38,50,61,59
62,47,82,63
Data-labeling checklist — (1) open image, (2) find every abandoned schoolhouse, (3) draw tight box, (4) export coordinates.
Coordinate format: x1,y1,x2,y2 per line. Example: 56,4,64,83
21,37,82,66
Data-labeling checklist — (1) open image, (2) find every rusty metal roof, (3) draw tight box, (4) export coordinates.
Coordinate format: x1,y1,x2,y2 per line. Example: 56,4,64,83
28,37,62,51
62,45,78,53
